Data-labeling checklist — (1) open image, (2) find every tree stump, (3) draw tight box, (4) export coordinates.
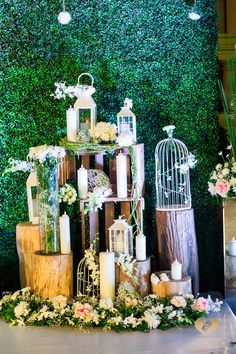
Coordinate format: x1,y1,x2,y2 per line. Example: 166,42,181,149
156,208,199,295
116,257,151,296
32,251,73,298
151,271,192,298
16,222,41,288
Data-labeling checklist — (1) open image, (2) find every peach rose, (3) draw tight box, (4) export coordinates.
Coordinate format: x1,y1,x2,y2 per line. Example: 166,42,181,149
192,297,210,313
215,180,230,198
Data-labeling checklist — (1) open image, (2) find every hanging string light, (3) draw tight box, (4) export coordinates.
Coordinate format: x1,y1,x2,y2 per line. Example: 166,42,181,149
188,0,201,20
58,0,72,25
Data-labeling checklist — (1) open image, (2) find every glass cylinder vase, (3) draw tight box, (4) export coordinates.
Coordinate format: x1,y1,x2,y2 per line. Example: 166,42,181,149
36,162,60,254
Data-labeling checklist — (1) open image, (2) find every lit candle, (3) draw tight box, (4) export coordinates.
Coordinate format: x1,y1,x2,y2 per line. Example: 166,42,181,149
99,251,115,301
229,238,236,256
77,165,88,199
59,212,71,254
67,107,78,142
135,233,146,261
171,259,182,280
116,152,127,198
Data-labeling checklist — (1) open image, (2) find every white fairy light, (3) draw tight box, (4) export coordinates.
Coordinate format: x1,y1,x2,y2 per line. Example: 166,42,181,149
58,0,71,25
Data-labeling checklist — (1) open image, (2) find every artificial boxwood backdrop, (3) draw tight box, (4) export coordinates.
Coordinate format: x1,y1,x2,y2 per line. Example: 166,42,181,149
0,0,224,293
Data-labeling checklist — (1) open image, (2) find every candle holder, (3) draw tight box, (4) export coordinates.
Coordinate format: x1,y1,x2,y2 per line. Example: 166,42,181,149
108,216,133,257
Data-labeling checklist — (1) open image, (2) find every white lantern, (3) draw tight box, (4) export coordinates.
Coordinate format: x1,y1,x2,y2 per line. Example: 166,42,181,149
26,170,39,224
117,98,136,143
108,216,133,256
74,73,97,132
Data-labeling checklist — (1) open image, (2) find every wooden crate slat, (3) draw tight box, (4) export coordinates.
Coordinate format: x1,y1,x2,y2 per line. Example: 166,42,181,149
120,201,131,221
105,202,115,249
95,153,104,170
89,211,99,252
81,155,90,169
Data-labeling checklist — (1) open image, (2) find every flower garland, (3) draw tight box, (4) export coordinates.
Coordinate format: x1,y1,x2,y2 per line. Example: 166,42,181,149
0,285,222,331
208,146,236,199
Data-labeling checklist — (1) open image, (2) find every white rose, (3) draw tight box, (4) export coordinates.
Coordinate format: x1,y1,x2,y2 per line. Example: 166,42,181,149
170,296,187,308
222,168,230,176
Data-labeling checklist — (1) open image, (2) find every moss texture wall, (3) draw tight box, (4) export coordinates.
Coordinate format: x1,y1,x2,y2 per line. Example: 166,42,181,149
0,0,223,293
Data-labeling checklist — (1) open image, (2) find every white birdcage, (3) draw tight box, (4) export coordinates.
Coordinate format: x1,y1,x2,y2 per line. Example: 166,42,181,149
74,73,97,132
117,98,136,143
108,216,133,257
77,245,99,297
155,125,194,211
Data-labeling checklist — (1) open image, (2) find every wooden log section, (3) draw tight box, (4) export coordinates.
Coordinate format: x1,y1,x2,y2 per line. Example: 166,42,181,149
16,222,41,289
116,257,151,297
151,272,192,298
32,251,73,298
156,208,199,295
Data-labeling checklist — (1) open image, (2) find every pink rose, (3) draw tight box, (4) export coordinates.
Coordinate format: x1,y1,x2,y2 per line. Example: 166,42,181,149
215,180,230,198
74,303,92,319
192,297,210,313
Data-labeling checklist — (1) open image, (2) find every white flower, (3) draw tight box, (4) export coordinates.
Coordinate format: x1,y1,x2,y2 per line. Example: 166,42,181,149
170,296,187,308
99,298,113,309
150,273,160,285
116,132,133,147
227,145,232,150
222,168,230,176
232,162,236,173
123,314,141,328
59,183,77,205
108,316,123,326
143,310,161,330
50,295,67,309
216,163,222,171
159,273,169,282
218,151,223,156
28,145,66,164
207,295,223,313
11,290,20,300
14,301,29,318
208,182,217,196
184,294,194,300
89,122,117,143
168,310,177,319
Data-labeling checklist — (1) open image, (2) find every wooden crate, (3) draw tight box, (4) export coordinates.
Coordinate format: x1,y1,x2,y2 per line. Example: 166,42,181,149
59,144,145,196
79,197,145,253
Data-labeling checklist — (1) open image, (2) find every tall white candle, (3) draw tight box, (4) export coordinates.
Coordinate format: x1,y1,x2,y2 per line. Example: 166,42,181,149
99,251,115,301
77,165,88,199
59,212,71,254
116,152,127,198
171,259,182,280
67,107,78,142
229,238,236,256
135,233,146,261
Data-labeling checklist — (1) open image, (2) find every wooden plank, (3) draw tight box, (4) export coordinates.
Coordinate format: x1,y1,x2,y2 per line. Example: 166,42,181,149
95,153,104,170
68,156,76,180
81,155,90,169
156,208,199,295
105,202,115,249
89,211,99,253
121,201,131,221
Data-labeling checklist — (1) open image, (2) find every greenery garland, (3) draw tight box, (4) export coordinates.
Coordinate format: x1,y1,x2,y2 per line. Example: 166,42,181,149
0,285,222,332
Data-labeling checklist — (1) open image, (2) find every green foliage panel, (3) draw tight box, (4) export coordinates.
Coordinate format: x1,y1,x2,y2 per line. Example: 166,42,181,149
0,0,223,293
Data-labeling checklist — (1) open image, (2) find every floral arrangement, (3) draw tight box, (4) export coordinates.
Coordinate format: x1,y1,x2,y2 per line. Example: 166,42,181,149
77,245,100,297
115,254,139,285
85,186,112,214
59,183,77,205
89,122,117,143
52,82,95,100
0,285,222,331
150,272,170,285
28,145,66,166
208,146,236,199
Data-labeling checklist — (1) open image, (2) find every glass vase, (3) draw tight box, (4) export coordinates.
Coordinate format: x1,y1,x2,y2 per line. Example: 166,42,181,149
36,162,60,254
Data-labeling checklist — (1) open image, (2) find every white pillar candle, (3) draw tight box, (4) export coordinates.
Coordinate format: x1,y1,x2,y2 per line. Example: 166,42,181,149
59,212,71,254
116,152,127,198
99,251,115,301
77,165,88,199
229,238,236,256
171,259,182,280
135,233,146,261
67,107,78,142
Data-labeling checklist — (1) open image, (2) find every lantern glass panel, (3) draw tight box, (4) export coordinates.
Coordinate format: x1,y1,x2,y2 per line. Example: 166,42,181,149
79,109,91,131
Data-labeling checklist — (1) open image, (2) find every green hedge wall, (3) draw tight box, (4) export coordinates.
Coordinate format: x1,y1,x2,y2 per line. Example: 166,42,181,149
0,0,223,293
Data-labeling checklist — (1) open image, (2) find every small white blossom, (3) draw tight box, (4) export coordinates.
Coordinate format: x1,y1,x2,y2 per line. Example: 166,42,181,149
14,301,29,318
159,273,169,282
150,273,160,285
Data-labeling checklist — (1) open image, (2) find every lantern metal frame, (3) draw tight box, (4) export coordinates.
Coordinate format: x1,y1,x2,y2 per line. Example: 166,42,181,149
155,126,192,211
117,98,137,143
108,216,133,257
74,73,97,132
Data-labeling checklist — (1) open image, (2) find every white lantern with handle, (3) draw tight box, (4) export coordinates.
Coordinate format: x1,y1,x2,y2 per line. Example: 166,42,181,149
26,170,39,224
117,98,136,143
73,73,97,132
108,216,133,257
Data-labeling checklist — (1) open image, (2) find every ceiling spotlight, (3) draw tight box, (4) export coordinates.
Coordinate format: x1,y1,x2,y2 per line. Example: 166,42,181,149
58,0,71,25
188,0,201,20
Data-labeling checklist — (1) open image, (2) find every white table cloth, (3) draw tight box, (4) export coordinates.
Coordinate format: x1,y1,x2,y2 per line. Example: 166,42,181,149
0,303,236,354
